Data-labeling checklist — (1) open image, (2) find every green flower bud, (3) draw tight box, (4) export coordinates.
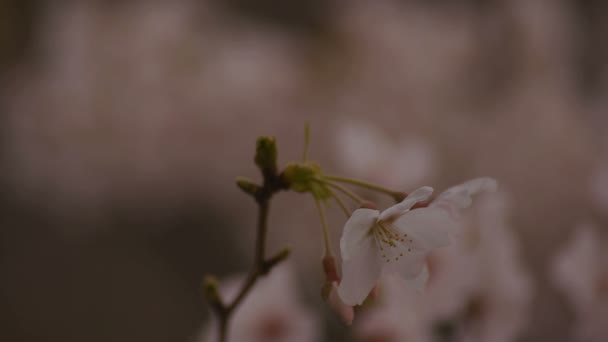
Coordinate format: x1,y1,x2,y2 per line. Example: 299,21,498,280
254,136,278,177
202,275,223,310
236,177,260,196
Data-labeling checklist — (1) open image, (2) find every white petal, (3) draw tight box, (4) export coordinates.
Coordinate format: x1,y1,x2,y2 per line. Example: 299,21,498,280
392,208,452,249
378,186,434,222
434,177,497,210
341,208,379,261
382,250,427,279
338,236,382,306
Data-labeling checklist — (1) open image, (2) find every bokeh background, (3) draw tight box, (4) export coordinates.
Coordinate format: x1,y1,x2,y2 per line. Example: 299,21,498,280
1,1,607,341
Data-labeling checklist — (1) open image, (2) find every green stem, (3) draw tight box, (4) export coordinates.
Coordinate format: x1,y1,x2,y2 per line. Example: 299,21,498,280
324,175,402,201
313,196,333,257
329,189,352,217
302,122,311,161
322,180,365,204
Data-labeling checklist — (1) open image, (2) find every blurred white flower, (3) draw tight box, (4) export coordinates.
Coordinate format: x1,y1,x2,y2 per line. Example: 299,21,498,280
338,178,497,306
355,191,532,342
423,192,533,342
590,163,608,211
355,274,428,342
334,119,436,191
552,223,608,342
321,256,354,325
326,282,354,325
201,263,320,342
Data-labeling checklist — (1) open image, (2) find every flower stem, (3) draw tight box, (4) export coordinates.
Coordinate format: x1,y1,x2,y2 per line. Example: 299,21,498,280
302,122,310,161
324,175,402,201
322,180,365,204
328,189,352,217
314,196,333,257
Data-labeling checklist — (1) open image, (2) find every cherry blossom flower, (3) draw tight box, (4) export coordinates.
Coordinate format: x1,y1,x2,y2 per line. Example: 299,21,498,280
551,223,608,342
338,178,497,306
201,263,320,342
355,191,532,342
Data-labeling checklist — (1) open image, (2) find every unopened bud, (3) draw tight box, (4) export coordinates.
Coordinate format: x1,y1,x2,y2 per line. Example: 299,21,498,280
254,136,278,178
202,275,223,311
236,177,260,196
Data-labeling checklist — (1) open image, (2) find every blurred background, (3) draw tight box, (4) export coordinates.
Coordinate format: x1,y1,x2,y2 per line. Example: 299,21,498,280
1,0,607,341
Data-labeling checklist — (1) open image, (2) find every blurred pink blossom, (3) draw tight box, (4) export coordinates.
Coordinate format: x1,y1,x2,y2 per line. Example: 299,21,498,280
552,224,608,342
356,192,533,342
590,164,608,211
334,119,436,191
321,256,354,325
201,263,320,342
424,192,533,342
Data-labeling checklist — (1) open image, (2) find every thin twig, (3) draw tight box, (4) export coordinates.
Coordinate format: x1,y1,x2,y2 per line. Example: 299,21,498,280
211,174,287,342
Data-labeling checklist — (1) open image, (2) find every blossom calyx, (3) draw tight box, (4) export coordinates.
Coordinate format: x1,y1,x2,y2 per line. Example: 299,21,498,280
322,256,340,282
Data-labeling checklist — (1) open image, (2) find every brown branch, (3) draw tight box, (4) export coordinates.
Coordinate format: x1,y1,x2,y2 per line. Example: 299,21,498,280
207,162,289,342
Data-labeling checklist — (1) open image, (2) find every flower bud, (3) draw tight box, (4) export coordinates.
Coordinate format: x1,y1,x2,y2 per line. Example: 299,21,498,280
202,275,223,311
236,177,260,196
254,136,278,178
